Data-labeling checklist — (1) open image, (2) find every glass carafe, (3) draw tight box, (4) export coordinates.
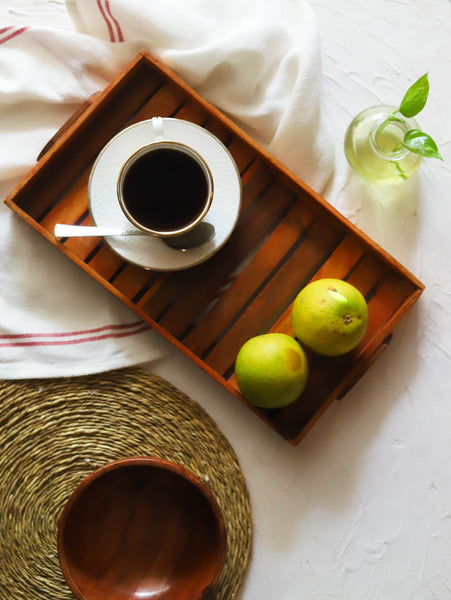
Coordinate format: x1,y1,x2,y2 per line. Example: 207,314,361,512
344,105,422,185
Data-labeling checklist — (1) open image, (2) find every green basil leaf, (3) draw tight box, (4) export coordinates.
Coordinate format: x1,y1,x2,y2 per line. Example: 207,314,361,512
402,129,443,160
399,73,429,118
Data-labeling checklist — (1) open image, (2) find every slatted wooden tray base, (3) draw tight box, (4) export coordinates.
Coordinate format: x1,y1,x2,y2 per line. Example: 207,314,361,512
5,50,424,444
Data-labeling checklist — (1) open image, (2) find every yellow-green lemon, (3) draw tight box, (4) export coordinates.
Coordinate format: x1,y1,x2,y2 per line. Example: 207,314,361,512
291,278,368,356
235,333,309,409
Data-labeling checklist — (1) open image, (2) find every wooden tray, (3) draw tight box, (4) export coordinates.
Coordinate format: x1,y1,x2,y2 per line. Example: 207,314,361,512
5,50,424,445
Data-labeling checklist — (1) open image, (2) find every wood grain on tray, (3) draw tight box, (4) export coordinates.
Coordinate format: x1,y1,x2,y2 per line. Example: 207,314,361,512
4,50,424,444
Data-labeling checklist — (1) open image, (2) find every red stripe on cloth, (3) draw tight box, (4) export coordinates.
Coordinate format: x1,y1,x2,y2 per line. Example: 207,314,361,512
0,26,29,45
0,321,147,341
96,0,116,41
104,0,124,42
0,323,150,348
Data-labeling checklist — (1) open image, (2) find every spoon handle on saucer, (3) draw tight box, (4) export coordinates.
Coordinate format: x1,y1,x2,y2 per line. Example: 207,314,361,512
54,224,142,238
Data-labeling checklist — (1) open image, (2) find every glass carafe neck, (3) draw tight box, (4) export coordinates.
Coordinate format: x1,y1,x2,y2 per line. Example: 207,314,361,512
369,109,411,161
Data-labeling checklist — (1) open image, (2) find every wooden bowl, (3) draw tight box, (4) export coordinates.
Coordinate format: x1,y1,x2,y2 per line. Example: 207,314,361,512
57,457,227,600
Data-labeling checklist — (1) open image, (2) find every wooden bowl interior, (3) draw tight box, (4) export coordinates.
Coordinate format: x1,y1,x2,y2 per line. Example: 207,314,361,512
58,459,226,600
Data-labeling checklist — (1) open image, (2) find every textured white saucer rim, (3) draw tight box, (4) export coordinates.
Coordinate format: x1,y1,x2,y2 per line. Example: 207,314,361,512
88,118,242,271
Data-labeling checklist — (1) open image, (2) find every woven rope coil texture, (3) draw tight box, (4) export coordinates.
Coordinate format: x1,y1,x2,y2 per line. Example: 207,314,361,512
0,367,252,600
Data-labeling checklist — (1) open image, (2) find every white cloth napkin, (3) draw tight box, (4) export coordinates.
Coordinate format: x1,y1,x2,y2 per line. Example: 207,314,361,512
0,0,333,379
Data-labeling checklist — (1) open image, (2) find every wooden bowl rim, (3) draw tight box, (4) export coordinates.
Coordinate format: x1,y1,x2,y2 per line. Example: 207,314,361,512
57,456,227,600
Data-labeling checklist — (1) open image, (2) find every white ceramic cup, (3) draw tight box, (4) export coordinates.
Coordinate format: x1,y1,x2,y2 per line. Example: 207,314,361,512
117,118,214,238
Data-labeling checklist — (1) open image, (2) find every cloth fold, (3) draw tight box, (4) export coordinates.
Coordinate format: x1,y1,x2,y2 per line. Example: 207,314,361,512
0,0,333,379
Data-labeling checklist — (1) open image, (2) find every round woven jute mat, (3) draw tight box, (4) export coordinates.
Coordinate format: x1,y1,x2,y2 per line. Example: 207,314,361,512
0,367,252,600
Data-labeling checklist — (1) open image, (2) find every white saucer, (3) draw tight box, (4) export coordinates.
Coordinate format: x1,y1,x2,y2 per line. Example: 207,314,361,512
88,118,242,271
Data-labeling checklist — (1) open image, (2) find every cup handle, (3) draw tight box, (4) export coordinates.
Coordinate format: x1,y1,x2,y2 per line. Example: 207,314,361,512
151,116,164,141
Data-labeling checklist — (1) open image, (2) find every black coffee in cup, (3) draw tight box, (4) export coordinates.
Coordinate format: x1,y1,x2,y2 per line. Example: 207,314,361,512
118,143,212,236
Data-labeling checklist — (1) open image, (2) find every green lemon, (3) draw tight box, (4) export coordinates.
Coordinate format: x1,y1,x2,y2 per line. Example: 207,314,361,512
235,333,309,409
291,278,368,356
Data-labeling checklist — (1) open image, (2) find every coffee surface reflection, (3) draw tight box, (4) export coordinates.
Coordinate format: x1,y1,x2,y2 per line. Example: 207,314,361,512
118,142,213,236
